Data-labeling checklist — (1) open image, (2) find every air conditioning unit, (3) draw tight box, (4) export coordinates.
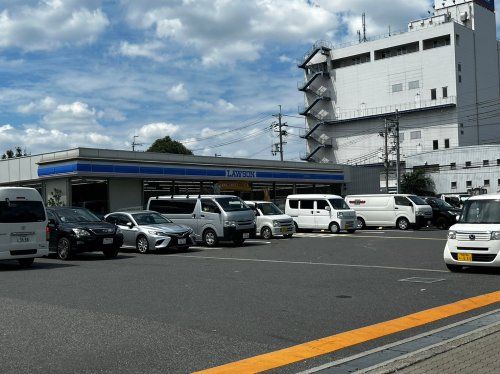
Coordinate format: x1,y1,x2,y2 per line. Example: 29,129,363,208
460,11,468,22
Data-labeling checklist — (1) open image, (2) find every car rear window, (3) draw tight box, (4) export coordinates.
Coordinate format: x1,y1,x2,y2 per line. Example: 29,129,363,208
0,200,46,223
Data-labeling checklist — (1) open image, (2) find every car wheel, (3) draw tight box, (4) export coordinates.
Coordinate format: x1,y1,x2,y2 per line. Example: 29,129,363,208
57,237,73,260
261,226,273,240
356,217,366,230
436,217,448,230
446,263,463,272
203,229,218,247
18,258,35,268
397,217,410,231
329,222,340,234
136,236,149,254
293,222,300,233
103,247,119,259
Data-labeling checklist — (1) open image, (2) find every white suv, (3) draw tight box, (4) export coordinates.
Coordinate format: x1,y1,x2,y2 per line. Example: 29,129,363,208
444,194,500,271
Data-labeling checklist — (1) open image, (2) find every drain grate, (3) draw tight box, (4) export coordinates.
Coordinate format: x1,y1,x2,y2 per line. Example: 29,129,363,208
398,277,445,284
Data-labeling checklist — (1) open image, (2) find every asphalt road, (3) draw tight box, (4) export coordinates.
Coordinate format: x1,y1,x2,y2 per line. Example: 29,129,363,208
0,229,498,373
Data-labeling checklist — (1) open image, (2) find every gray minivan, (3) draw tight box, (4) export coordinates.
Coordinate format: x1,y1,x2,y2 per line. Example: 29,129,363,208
147,195,256,247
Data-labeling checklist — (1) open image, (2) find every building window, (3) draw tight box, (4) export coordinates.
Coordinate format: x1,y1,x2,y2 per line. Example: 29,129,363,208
431,88,437,100
458,63,462,72
451,181,457,189
484,180,490,187
400,133,405,142
461,130,464,135
433,140,439,150
392,83,403,93
459,75,462,83
456,34,460,46
442,86,448,98
498,179,500,186
465,161,472,168
408,80,420,90
466,181,472,188
450,162,456,170
445,139,450,148
483,160,489,166
497,159,500,165
410,131,421,140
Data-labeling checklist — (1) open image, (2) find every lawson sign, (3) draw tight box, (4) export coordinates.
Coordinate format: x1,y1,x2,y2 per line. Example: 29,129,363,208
225,169,257,179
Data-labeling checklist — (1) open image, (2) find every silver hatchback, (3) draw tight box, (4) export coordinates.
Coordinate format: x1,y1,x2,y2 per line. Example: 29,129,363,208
104,211,195,253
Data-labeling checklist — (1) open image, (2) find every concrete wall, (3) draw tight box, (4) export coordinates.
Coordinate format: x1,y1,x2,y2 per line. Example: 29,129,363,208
343,165,384,195
0,155,42,185
108,179,143,212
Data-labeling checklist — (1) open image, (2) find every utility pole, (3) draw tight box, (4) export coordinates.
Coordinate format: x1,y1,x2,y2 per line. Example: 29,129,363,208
394,110,401,194
384,120,390,192
383,111,401,193
272,105,288,161
132,135,143,152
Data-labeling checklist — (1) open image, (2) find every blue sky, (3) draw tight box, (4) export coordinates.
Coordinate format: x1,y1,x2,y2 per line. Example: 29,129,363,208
0,0,495,160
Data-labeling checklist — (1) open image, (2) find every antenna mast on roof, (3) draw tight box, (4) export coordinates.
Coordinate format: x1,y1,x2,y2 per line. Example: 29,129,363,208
362,13,367,42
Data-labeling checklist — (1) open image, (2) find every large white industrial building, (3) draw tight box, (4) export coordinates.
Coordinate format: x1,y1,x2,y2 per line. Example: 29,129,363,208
298,0,500,166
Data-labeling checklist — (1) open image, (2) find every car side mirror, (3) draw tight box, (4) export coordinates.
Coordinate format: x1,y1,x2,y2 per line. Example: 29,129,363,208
127,222,134,228
456,215,460,222
325,206,331,211
48,218,57,226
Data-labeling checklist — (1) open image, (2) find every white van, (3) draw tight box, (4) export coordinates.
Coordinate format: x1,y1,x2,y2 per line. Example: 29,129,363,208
0,187,49,267
444,194,500,271
285,194,357,233
147,195,256,247
345,194,433,230
245,201,295,239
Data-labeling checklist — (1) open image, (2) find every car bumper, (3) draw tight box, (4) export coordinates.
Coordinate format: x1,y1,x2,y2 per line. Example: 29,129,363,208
0,247,49,260
73,235,123,253
149,234,196,250
339,219,356,231
416,216,432,227
444,241,500,267
223,226,256,240
271,225,295,236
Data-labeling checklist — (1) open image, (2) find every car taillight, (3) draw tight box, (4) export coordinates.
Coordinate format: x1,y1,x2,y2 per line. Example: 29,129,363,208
46,226,51,241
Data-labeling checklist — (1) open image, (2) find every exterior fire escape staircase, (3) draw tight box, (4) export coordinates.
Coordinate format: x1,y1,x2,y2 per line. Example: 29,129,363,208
297,41,332,69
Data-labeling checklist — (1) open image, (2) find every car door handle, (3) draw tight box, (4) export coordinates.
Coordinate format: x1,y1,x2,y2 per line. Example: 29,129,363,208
395,207,399,210
201,215,205,218
311,211,314,214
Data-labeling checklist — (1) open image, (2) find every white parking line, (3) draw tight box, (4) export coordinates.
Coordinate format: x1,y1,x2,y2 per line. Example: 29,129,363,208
169,254,449,273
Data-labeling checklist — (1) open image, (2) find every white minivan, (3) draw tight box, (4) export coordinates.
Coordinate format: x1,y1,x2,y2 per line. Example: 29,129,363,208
345,194,433,230
444,194,500,271
285,194,357,233
245,201,295,239
0,187,49,267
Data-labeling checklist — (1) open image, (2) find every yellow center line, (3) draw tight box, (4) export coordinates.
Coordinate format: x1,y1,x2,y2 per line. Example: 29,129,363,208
195,291,500,374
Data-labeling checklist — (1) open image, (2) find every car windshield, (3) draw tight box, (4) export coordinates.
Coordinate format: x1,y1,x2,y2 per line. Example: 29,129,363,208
55,208,101,223
133,212,172,225
215,197,250,212
429,199,454,210
408,196,428,205
257,202,283,215
460,199,500,224
329,199,351,210
0,200,46,223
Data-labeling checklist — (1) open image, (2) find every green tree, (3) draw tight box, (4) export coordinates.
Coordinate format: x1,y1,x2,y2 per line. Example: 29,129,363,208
2,147,28,159
47,188,64,207
147,136,193,155
400,169,435,196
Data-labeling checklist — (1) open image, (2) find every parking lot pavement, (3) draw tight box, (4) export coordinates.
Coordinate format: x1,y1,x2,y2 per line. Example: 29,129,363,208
0,229,498,373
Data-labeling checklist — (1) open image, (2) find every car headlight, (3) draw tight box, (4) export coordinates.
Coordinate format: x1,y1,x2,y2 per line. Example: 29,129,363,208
337,212,344,218
448,231,456,239
273,220,280,227
416,211,425,216
115,227,122,235
72,228,90,237
187,228,194,235
148,230,168,236
491,232,500,240
224,221,237,227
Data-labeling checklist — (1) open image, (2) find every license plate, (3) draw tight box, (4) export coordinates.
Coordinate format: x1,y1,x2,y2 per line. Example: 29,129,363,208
103,238,113,245
243,233,250,239
457,253,472,262
280,227,289,233
178,238,187,245
17,236,30,243
345,223,352,229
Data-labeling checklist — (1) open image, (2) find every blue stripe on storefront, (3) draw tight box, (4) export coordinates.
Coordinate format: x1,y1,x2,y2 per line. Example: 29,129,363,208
38,162,344,182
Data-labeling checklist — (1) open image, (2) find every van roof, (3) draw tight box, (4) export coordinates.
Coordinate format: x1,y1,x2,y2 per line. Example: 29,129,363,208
466,194,500,200
345,194,414,198
245,201,274,204
287,194,343,199
149,195,237,200
0,187,42,200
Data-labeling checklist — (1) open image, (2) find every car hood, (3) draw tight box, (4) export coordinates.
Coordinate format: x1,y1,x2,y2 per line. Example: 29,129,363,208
61,221,116,231
450,223,500,232
140,223,192,233
258,214,293,221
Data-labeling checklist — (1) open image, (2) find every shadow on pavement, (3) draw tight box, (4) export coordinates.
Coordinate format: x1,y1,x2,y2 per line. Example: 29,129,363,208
0,260,77,271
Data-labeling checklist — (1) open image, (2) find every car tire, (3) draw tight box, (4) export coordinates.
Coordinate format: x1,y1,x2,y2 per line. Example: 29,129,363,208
18,258,35,268
103,247,119,259
356,217,366,230
57,237,73,260
436,217,448,230
261,226,273,240
136,235,149,254
329,222,340,234
446,263,463,272
397,217,410,231
203,229,218,247
293,222,300,233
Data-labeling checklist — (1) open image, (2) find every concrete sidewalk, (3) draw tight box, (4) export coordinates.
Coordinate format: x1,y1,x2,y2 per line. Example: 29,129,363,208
362,324,499,374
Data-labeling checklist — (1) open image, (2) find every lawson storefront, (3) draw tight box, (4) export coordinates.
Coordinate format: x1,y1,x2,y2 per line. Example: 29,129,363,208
0,147,371,214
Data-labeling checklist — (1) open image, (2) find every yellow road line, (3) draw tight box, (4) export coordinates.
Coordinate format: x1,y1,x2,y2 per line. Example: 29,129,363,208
195,291,500,374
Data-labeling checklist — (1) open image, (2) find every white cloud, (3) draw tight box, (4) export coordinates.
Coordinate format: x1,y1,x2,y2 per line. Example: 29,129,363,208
0,124,14,133
43,101,98,129
167,83,189,101
0,0,109,51
117,41,166,62
216,99,237,113
17,97,57,114
136,122,180,142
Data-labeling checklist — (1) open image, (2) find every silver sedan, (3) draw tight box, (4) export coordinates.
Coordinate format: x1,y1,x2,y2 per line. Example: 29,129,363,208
104,211,195,253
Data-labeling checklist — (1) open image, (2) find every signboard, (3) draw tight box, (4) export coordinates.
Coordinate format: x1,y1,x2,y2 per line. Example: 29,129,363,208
475,0,495,11
218,181,252,192
225,169,256,179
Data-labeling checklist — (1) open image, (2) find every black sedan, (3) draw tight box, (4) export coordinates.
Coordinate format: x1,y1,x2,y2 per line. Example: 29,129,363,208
422,197,462,230
46,207,124,260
